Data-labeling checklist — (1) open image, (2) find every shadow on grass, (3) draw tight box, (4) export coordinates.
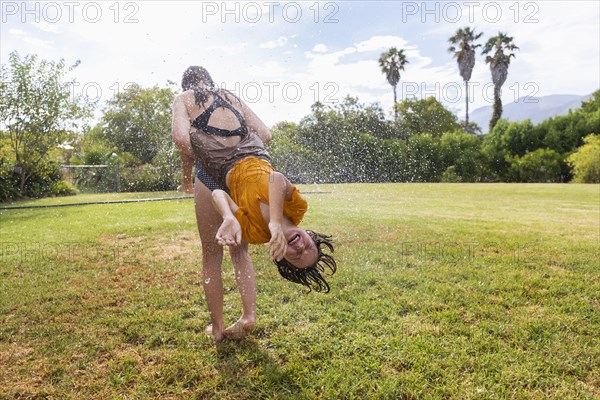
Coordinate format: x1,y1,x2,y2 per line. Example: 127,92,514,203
213,337,301,397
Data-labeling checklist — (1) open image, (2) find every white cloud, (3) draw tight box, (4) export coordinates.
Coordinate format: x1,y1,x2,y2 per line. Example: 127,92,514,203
0,1,596,127
301,36,436,105
426,0,599,114
4,27,56,53
259,36,288,49
246,61,286,78
34,21,61,34
8,28,26,36
354,36,409,53
312,43,328,53
21,36,54,50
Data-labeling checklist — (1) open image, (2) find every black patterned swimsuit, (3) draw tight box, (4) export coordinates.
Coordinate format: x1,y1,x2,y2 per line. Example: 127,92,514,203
192,92,247,191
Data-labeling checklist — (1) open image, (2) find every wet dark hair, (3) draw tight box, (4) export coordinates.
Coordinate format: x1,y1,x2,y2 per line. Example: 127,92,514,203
181,66,217,104
181,65,242,107
182,66,214,91
274,231,337,293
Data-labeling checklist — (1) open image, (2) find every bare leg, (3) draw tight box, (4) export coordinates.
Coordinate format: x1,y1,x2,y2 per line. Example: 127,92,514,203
178,154,194,194
194,182,226,342
194,181,257,342
226,242,257,339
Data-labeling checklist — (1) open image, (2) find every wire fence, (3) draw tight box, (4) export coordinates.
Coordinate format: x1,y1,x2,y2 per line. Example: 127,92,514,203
60,163,176,193
60,164,119,192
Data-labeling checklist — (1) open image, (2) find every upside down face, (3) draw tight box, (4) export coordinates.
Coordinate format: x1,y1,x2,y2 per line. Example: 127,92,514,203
283,227,318,269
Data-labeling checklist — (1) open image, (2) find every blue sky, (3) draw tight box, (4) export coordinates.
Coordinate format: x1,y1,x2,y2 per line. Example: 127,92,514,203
2,1,599,127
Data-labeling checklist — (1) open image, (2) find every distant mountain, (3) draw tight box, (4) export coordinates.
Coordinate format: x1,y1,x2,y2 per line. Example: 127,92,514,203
469,94,593,134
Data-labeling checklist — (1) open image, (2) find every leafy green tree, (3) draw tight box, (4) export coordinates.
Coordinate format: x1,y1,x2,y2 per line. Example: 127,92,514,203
271,99,407,183
481,119,545,180
481,91,599,181
396,97,462,139
448,27,483,128
440,130,483,182
580,89,600,114
338,131,387,183
0,51,92,195
482,33,519,132
334,97,396,140
540,92,600,154
405,134,443,182
268,121,319,183
296,102,340,153
567,134,600,183
462,121,482,135
378,47,409,120
297,97,394,148
380,139,408,182
0,131,19,199
481,118,511,180
100,84,176,164
72,125,115,165
291,97,395,182
507,148,563,182
501,119,544,156
542,113,589,155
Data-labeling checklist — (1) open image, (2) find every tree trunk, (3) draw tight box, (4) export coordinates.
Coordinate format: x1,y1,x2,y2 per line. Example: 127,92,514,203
465,80,469,128
19,170,26,194
393,85,398,120
489,85,503,132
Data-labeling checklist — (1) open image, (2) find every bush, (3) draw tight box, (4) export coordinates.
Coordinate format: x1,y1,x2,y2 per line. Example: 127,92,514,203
0,176,20,201
120,164,173,192
51,180,78,196
0,161,79,201
405,134,443,182
0,137,18,201
440,131,483,182
567,134,600,183
441,166,462,183
380,139,408,182
508,148,563,183
268,134,319,184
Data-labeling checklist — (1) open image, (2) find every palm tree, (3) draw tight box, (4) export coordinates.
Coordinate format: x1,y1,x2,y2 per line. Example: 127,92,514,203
448,27,483,130
482,32,519,132
378,47,408,120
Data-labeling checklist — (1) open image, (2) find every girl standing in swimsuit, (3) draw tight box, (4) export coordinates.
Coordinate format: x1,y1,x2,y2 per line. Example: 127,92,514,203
172,66,336,343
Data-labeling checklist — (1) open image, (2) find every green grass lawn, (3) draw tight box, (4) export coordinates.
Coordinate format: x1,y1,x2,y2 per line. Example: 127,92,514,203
1,183,598,399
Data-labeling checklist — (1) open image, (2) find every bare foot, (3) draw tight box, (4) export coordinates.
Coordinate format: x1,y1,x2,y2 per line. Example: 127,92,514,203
216,217,242,247
204,324,225,343
205,324,225,343
224,318,255,340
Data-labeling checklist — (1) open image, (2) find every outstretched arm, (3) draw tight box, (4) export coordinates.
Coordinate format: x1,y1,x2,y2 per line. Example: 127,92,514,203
171,95,194,193
267,172,294,261
212,189,242,247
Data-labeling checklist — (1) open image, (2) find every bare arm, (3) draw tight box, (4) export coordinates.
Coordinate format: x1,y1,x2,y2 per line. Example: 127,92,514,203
212,189,242,246
172,95,194,157
267,172,293,261
171,95,194,193
240,100,272,144
212,189,240,216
